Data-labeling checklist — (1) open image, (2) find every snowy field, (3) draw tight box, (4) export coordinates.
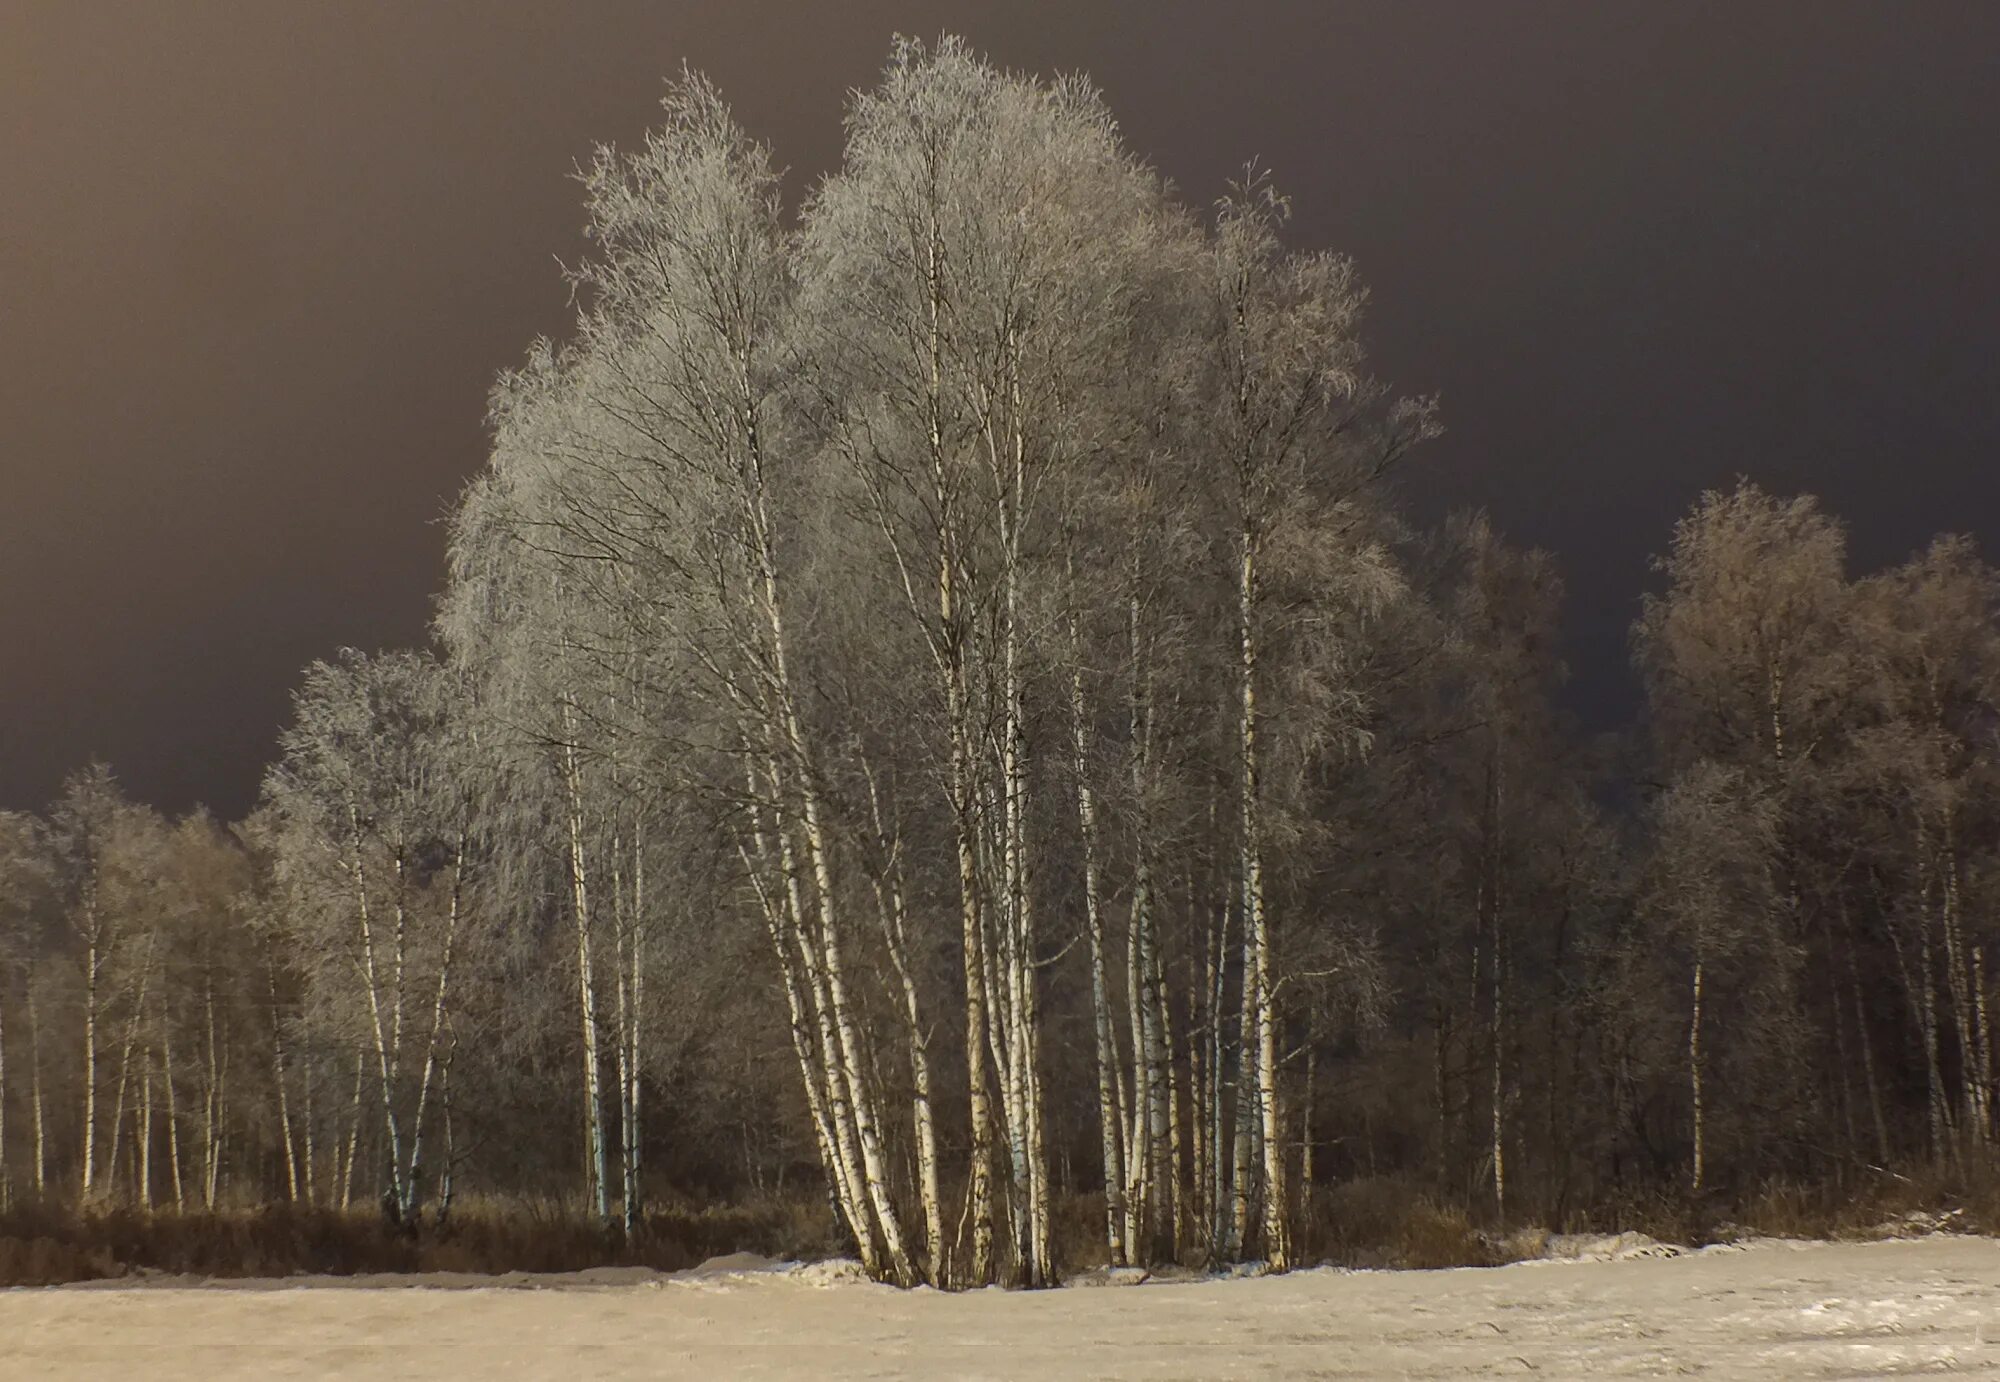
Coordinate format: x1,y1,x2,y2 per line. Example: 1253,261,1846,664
5,1237,1996,1379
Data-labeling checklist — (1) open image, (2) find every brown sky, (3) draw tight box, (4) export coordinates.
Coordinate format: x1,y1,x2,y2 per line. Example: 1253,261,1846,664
5,1,1999,816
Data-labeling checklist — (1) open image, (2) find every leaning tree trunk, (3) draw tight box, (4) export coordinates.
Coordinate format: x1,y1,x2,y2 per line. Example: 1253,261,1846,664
862,759,946,1284
401,829,466,1228
346,803,408,1218
738,752,874,1274
162,1018,185,1210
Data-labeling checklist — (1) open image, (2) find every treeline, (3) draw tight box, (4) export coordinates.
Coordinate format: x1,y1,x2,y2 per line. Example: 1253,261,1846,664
2,40,1996,1287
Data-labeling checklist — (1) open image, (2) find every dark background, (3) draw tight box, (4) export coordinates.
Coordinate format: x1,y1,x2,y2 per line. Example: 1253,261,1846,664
5,1,1997,817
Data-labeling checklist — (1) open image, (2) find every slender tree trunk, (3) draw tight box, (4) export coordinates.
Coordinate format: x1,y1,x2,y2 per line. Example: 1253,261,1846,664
1839,892,1891,1164
794,764,914,1285
738,769,857,1263
1126,847,1154,1259
268,963,300,1204
1976,947,1995,1145
1237,532,1288,1268
1689,956,1705,1194
1300,1042,1316,1216
0,992,9,1210
1068,603,1127,1266
559,721,611,1225
203,978,222,1209
339,1047,362,1212
137,1047,152,1210
1941,839,1987,1140
1190,1003,1208,1250
1911,820,1957,1158
1487,754,1507,1226
990,435,1047,1284
922,233,995,1287
611,820,633,1234
1156,942,1187,1256
1231,925,1257,1259
162,1018,184,1211
1138,856,1170,1261
346,803,408,1217
1207,890,1229,1258
950,714,997,1287
1853,970,1891,1166
1917,869,1951,1159
862,760,945,1284
436,1042,458,1227
1130,593,1174,1263
302,1057,318,1207
624,827,644,1231
769,766,882,1279
401,829,467,1225
82,935,99,1200
742,383,914,1285
106,945,155,1203
30,988,46,1197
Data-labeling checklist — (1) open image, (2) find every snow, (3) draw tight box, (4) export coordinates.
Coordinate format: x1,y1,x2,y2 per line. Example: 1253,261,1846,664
6,1236,1996,1378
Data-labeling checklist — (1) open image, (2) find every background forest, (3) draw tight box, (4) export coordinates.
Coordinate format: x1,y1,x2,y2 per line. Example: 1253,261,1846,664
3,42,1997,1287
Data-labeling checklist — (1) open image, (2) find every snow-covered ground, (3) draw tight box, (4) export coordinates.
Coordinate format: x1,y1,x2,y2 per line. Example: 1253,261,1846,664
6,1236,1996,1378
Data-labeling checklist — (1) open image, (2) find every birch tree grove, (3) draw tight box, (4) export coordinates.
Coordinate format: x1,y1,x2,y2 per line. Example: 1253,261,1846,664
6,38,2000,1289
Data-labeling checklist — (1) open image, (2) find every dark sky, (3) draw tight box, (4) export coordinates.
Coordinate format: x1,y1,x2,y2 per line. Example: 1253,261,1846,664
6,2,1998,818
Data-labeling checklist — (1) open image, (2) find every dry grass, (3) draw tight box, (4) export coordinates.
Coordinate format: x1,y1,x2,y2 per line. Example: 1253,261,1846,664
1731,1158,2000,1242
0,1194,834,1288
1304,1177,1526,1269
7,1161,1995,1288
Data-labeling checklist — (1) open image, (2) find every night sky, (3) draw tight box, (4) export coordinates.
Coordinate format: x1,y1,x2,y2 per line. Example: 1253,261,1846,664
5,2,1998,817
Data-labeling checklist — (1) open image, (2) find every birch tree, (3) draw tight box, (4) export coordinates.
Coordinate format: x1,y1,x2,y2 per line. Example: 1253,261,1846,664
265,649,473,1224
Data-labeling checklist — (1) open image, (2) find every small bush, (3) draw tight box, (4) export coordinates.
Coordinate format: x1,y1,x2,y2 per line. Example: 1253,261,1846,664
1306,1176,1522,1269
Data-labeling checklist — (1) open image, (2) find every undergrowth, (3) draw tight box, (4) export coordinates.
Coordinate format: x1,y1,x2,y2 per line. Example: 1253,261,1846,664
0,1194,833,1288
4,1161,1994,1287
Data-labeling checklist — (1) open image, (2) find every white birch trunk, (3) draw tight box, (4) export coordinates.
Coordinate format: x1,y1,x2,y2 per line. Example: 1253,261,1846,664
267,960,300,1204
559,715,611,1225
0,992,8,1209
138,1047,152,1209
1068,617,1127,1266
162,1017,184,1210
1690,956,1705,1193
763,764,881,1278
82,932,99,1200
862,763,945,1283
30,988,46,1197
1239,533,1289,1268
1977,947,1994,1144
738,763,864,1264
340,1047,363,1212
400,828,466,1224
302,1058,317,1207
1155,936,1186,1255
345,802,408,1216
202,977,221,1209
